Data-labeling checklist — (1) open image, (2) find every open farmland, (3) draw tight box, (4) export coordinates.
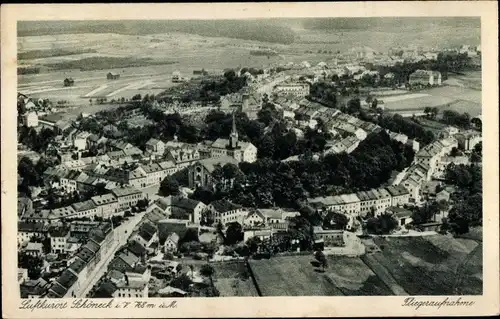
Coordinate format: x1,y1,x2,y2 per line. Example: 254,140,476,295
211,262,259,297
242,233,482,296
369,235,482,295
248,255,392,296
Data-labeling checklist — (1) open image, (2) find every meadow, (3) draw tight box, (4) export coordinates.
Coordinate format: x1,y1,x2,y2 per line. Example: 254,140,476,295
245,234,482,296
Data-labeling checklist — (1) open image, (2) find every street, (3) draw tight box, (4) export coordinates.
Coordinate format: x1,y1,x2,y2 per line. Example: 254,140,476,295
77,211,146,297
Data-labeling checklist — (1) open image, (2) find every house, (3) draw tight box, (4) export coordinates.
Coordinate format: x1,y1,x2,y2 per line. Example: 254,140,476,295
70,221,101,240
167,196,207,224
111,186,144,211
208,199,247,225
157,219,190,240
145,138,165,155
113,278,148,298
23,112,39,127
108,250,140,273
188,156,239,189
24,242,44,256
244,210,266,227
164,232,180,252
17,222,50,247
91,193,119,219
49,226,71,254
165,142,201,168
126,240,148,260
108,270,126,286
436,189,451,202
408,70,442,86
386,206,413,227
89,222,115,254
20,277,49,298
94,280,118,298
158,286,188,297
385,185,411,207
73,131,91,151
313,227,345,247
131,221,158,249
107,72,120,80
243,228,273,242
455,132,481,151
71,200,99,219
309,193,361,216
209,112,257,163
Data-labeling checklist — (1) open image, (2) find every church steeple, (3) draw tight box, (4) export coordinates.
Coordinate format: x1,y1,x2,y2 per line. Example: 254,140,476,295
229,110,239,149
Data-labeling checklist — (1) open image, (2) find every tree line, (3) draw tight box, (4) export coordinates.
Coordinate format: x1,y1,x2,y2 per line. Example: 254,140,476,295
191,131,415,209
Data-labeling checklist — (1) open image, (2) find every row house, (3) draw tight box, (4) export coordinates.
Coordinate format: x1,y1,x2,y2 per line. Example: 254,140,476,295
71,200,99,219
91,193,119,219
166,145,201,168
309,185,410,217
48,222,114,298
111,186,145,211
414,137,458,174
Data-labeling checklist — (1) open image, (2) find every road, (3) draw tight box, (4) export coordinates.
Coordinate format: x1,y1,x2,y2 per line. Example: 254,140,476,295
77,211,146,297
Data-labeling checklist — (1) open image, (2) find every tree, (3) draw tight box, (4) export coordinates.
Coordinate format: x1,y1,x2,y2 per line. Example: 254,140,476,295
225,222,243,245
159,176,180,196
170,273,193,291
314,250,328,271
366,213,398,235
246,236,262,254
191,187,216,205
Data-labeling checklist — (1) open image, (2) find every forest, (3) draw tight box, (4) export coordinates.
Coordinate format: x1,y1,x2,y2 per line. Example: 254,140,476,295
192,131,415,209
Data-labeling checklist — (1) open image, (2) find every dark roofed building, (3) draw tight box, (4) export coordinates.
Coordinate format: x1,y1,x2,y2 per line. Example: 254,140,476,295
93,280,117,298
210,199,242,213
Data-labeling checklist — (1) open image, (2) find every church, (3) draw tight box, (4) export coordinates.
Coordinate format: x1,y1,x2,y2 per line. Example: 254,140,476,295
209,111,257,163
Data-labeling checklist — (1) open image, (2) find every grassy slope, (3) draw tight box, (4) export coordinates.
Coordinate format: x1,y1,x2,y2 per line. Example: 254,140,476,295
248,255,391,296
371,235,482,295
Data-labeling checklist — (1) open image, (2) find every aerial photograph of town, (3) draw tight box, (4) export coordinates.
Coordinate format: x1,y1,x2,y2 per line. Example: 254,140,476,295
16,17,482,298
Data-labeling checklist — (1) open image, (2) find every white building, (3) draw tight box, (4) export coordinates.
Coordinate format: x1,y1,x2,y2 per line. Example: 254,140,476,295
273,82,310,98
209,200,247,225
111,187,145,211
91,193,119,218
23,112,38,127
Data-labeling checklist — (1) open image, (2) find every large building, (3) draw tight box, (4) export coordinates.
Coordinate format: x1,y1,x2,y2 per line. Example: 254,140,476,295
273,82,310,98
408,70,442,86
209,112,257,163
187,156,239,189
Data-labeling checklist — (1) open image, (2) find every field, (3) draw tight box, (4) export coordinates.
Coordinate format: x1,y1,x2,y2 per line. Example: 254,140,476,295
211,262,259,297
248,255,392,296
381,76,482,117
245,233,482,296
18,32,289,111
369,235,482,295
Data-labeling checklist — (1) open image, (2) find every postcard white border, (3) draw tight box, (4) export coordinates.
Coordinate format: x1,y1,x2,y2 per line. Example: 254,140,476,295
2,2,499,318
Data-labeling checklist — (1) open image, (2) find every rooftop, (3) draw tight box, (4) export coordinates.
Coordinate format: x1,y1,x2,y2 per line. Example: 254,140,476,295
210,199,242,212
111,186,142,197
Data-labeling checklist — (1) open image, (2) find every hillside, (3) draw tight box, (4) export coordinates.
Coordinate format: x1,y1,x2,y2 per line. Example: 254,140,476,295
17,20,297,44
